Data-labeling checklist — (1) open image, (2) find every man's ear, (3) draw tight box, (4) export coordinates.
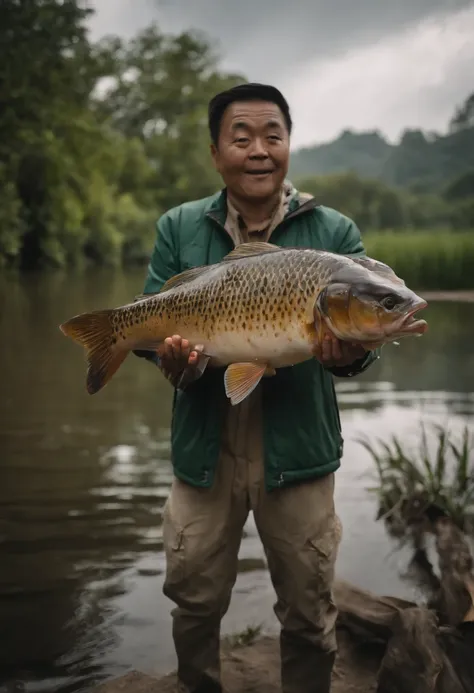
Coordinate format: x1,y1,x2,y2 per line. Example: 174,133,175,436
210,142,220,172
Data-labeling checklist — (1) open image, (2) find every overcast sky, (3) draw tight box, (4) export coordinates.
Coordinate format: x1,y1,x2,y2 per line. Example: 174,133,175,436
87,0,474,149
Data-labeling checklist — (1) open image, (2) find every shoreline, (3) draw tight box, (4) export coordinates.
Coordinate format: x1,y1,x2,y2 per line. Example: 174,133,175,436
91,572,474,693
92,628,382,693
421,290,474,302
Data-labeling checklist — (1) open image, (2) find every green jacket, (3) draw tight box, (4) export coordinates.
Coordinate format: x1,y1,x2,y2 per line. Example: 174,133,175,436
135,187,380,490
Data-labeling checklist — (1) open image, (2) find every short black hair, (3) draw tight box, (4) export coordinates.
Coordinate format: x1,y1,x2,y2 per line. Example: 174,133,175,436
208,82,292,145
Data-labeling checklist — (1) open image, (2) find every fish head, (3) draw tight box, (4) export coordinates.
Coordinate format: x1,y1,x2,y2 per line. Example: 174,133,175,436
316,266,428,344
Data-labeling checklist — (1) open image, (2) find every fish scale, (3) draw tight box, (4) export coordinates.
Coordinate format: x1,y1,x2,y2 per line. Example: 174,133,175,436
59,241,428,405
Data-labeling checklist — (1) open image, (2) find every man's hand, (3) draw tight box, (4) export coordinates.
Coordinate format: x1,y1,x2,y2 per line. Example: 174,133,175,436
158,335,204,386
312,334,381,368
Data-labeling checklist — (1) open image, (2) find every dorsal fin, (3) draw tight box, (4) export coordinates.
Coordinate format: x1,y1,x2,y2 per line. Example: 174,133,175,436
158,265,213,292
222,241,282,262
133,242,282,301
133,266,212,300
133,291,159,302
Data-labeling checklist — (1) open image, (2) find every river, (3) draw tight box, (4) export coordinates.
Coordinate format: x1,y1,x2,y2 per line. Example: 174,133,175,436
1,269,473,692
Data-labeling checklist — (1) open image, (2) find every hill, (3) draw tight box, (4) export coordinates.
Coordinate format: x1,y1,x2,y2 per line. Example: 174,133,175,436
289,126,474,191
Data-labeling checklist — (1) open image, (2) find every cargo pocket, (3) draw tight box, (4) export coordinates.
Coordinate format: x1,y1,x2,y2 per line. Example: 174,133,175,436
162,499,187,594
305,514,342,590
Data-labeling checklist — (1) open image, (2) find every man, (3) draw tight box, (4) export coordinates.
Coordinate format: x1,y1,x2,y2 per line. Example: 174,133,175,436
134,83,380,693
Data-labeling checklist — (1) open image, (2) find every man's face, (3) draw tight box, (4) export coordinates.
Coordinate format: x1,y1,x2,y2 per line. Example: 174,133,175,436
210,99,290,202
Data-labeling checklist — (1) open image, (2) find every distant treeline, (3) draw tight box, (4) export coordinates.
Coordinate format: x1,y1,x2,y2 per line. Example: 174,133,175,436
289,127,474,191
294,170,474,233
1,0,473,274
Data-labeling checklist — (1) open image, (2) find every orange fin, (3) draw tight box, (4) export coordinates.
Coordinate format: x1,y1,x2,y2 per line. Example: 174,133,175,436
59,310,128,394
224,362,267,406
264,367,276,377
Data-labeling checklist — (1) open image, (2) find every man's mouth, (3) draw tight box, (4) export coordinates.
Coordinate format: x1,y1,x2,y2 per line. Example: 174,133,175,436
245,169,274,176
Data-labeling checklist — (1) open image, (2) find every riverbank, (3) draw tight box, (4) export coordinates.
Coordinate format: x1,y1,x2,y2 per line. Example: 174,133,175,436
93,628,382,693
421,290,474,302
92,565,474,693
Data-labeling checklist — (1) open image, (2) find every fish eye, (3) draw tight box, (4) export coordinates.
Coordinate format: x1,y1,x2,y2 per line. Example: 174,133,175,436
381,294,399,310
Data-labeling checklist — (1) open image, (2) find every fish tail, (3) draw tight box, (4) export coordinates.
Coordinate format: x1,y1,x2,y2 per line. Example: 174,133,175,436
59,310,128,394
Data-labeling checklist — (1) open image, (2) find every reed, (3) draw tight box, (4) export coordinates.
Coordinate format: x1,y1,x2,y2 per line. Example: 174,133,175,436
363,231,474,290
358,423,474,537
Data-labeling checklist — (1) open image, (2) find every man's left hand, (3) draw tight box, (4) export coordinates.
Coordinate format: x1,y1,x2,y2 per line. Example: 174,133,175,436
312,334,370,368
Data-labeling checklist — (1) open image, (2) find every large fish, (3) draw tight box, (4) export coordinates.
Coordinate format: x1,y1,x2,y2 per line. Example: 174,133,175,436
59,241,428,405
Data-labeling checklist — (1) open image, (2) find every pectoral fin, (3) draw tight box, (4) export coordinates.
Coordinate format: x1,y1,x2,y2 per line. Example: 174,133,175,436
176,352,210,389
224,362,268,406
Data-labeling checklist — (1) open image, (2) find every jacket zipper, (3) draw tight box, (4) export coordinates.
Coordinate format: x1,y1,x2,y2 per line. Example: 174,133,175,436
206,197,320,491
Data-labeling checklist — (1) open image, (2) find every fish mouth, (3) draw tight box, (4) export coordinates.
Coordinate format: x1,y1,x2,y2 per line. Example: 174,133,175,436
395,300,428,335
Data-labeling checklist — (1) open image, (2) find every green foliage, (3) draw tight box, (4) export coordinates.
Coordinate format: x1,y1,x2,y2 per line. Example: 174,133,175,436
363,231,474,290
450,92,474,132
290,130,392,180
289,124,474,191
296,173,410,230
0,1,244,269
0,2,472,274
359,423,474,534
224,624,263,648
295,170,474,234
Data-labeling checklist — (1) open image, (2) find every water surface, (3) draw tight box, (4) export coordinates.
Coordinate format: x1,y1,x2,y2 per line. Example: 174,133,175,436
1,270,473,692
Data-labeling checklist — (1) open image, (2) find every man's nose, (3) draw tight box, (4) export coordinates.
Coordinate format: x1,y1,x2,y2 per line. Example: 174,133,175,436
249,138,269,158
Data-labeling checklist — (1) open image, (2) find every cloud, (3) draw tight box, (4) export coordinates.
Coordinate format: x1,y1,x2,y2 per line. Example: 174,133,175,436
87,0,474,147
281,4,474,148
88,1,472,66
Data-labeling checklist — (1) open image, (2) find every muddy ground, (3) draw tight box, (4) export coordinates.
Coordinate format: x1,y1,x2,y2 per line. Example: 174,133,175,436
94,628,384,693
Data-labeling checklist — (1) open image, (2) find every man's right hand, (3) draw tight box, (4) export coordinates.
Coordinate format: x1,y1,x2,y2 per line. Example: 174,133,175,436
158,335,204,386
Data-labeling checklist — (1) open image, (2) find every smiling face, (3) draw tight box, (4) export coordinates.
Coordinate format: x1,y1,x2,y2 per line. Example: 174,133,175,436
210,99,290,203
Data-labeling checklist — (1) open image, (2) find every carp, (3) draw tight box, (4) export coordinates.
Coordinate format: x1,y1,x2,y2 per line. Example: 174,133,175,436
59,241,428,405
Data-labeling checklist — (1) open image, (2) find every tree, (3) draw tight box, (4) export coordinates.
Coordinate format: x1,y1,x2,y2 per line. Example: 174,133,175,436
450,92,474,132
0,6,245,269
93,24,244,209
0,0,98,267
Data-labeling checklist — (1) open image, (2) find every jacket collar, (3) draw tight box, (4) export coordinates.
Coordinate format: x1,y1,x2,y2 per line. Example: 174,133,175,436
205,181,317,227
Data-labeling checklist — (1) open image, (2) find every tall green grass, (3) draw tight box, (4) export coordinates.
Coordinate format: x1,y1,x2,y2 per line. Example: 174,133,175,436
363,230,474,290
358,423,474,536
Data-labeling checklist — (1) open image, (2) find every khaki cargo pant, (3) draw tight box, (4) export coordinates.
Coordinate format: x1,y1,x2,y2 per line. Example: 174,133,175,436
162,389,342,693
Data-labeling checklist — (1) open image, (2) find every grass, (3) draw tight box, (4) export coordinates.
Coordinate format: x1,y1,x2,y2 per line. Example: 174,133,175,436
363,230,474,291
224,624,263,648
358,422,474,537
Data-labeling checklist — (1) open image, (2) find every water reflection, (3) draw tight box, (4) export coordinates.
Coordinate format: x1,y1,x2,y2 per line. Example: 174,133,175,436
0,270,473,692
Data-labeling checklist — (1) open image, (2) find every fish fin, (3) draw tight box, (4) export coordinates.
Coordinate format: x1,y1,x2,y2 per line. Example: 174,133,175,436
133,292,159,302
263,366,276,377
159,266,213,293
133,266,213,299
222,241,282,262
177,353,210,389
59,310,128,394
224,362,267,406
